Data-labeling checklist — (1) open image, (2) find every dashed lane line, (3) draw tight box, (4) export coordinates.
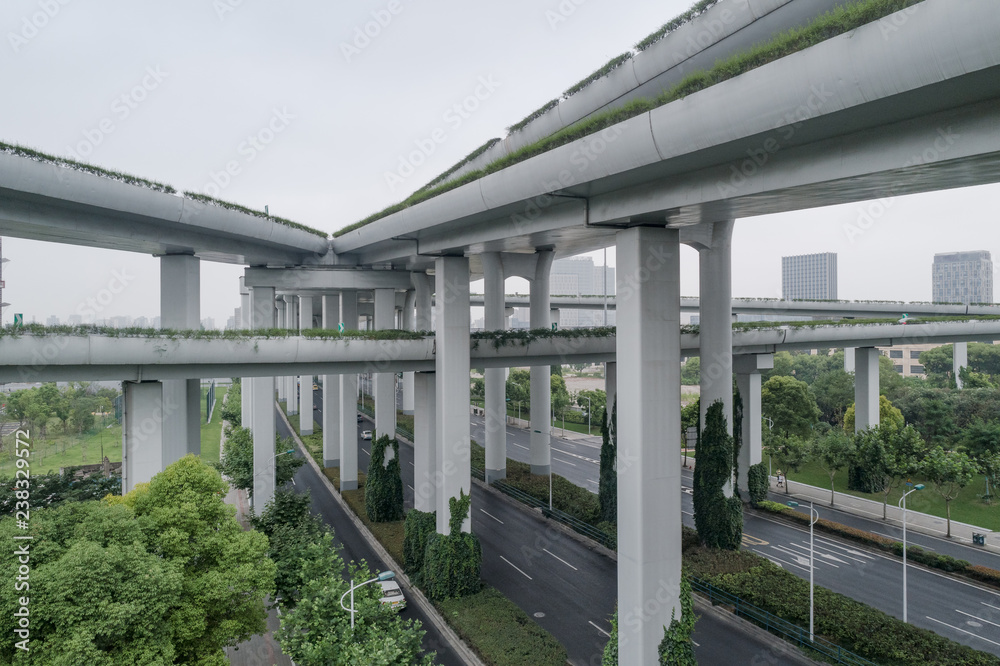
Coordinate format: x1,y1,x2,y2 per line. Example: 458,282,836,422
588,621,611,638
543,548,578,571
926,616,1000,648
479,509,504,525
500,556,533,580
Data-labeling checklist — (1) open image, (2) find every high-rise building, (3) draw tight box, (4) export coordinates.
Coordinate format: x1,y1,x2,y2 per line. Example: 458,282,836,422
932,251,993,304
550,257,615,327
781,252,838,300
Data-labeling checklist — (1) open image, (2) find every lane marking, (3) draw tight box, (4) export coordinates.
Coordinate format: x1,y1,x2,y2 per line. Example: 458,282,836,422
785,542,841,567
408,461,414,467
926,616,1000,648
589,620,611,638
544,548,578,571
479,509,504,524
512,443,529,450
407,484,414,491
984,602,1000,612
500,555,533,580
742,533,769,546
956,609,1000,629
587,479,599,485
553,456,578,467
681,510,694,517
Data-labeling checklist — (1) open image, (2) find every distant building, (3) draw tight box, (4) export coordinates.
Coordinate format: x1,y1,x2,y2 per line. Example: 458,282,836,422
201,317,215,330
46,315,60,326
550,257,615,327
781,252,838,300
932,251,993,304
67,314,83,325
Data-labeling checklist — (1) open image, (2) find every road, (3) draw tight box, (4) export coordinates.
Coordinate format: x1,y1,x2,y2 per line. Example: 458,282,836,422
465,414,1000,657
305,392,819,665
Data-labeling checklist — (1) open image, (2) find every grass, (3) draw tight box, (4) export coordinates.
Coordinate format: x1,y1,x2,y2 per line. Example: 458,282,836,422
784,458,1000,530
199,384,229,464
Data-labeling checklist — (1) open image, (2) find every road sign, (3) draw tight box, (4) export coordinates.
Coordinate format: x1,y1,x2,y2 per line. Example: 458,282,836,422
551,322,558,331
13,313,23,327
338,322,345,333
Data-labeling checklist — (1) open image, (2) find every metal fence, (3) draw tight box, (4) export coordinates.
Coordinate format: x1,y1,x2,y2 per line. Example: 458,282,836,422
205,380,216,423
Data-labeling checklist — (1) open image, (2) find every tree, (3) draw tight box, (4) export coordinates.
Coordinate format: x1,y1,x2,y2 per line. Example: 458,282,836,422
471,377,485,400
812,369,854,426
959,419,1000,460
851,424,924,519
765,432,807,495
920,446,980,538
577,388,607,420
551,373,571,417
977,452,1000,505
599,404,617,524
680,357,700,385
693,400,742,550
809,430,855,506
843,394,904,433
216,427,304,499
761,375,820,438
506,369,531,405
959,366,996,389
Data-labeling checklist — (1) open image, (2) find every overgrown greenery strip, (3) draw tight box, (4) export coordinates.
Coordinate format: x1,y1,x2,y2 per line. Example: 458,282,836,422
562,52,632,98
634,0,720,51
755,501,1000,590
0,141,326,237
506,99,559,134
0,323,430,340
436,587,569,666
335,0,925,235
681,528,1000,666
418,137,502,193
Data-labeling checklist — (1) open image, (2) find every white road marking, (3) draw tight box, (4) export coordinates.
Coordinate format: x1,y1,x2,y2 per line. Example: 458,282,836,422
957,609,1000,629
785,542,841,567
553,456,578,467
589,620,611,638
408,461,414,467
587,479,599,485
407,484,414,491
691,639,701,647
682,510,694,517
984,602,1000,612
501,555,533,580
552,447,599,464
479,509,504,524
927,616,1000,647
512,443,529,450
544,548,578,571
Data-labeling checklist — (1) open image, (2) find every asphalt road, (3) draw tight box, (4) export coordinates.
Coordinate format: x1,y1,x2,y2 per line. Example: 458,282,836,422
466,415,1000,657
309,393,819,665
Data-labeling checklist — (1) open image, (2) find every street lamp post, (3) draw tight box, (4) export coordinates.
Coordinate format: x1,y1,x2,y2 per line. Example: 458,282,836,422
340,571,396,629
899,482,925,623
788,500,818,642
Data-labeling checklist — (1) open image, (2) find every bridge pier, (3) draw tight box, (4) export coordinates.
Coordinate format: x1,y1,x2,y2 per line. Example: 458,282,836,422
122,380,166,493
530,249,554,475
615,226,682,664
322,292,341,467
275,298,287,404
240,278,252,428
374,287,397,455
160,253,201,460
338,289,360,491
735,354,772,494
483,252,508,483
284,295,298,416
250,285,276,511
954,341,968,389
402,289,417,415
435,256,472,534
854,347,880,432
605,361,616,425
414,371,437,513
695,221,734,495
298,294,315,435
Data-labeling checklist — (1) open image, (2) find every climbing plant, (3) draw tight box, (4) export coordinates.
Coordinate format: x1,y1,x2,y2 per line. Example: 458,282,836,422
599,403,618,524
693,400,742,550
422,490,482,600
365,435,404,522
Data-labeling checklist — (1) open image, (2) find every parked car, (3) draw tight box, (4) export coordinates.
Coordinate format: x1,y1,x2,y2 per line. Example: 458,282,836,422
362,430,372,440
357,414,364,423
378,578,406,611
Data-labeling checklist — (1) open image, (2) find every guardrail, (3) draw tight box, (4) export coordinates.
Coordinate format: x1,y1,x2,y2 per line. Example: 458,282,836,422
688,577,877,666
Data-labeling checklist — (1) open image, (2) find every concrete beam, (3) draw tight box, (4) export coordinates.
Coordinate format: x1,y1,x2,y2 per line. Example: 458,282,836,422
245,267,412,291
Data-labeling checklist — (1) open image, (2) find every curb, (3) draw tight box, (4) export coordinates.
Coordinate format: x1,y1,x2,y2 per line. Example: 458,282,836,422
276,405,487,666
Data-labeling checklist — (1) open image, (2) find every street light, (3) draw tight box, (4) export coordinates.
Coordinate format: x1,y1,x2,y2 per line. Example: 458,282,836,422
340,570,395,629
788,500,819,642
898,482,925,623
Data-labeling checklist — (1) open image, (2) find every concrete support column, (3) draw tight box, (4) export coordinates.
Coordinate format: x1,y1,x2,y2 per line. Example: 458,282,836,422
605,361,617,424
122,381,164,493
413,273,433,331
483,252,507,483
530,249,554,475
844,347,856,373
698,221,734,437
735,354,773,493
284,296,298,415
616,226,682,664
374,287,397,447
435,256,471,535
250,286,276,511
160,253,200,459
298,294,315,435
854,347,880,433
240,280,252,427
402,290,417,415
413,371,437,513
339,290,360,491
322,293,341,467
954,341,968,389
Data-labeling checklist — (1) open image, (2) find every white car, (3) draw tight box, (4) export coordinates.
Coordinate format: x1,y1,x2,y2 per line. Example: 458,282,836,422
361,430,372,440
378,579,406,611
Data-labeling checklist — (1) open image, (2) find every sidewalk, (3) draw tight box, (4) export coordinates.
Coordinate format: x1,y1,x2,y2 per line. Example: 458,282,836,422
773,476,1000,554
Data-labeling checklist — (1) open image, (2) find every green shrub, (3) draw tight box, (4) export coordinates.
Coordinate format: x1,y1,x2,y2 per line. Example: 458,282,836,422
599,404,617,523
422,491,482,600
693,401,742,549
747,462,769,505
221,379,241,426
658,575,697,665
403,509,436,585
365,436,404,522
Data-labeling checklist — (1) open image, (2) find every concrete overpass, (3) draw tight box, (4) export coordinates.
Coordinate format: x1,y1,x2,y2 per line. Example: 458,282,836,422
2,0,999,660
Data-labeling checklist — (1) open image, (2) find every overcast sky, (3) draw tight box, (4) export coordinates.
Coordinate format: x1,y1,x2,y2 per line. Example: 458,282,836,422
1,0,997,327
